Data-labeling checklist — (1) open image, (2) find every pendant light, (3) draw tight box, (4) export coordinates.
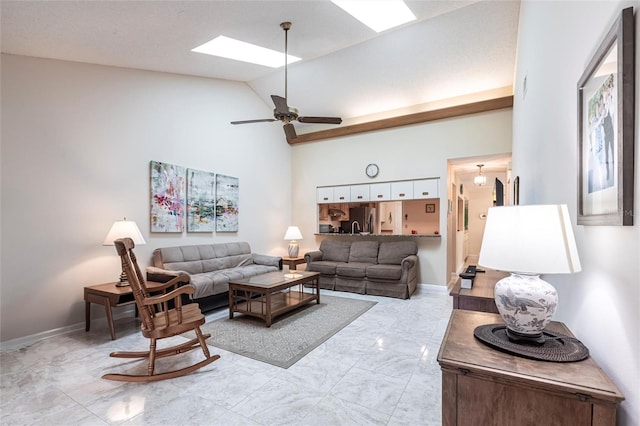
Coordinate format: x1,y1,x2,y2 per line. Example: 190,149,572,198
474,164,487,186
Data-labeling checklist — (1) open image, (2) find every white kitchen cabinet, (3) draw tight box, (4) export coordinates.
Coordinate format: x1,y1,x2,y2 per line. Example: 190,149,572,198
391,181,413,200
333,186,350,202
413,179,439,199
317,187,334,204
369,183,391,201
350,184,370,202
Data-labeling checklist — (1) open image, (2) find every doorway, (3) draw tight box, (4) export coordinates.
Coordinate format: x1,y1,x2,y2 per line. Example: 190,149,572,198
446,154,511,287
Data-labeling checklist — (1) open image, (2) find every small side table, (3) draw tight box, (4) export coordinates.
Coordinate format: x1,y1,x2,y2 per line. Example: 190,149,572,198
437,310,624,425
282,256,306,271
84,281,166,340
449,267,507,314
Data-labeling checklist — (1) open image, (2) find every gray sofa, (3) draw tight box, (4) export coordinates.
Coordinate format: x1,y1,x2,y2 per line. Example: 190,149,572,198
146,242,282,311
304,240,418,299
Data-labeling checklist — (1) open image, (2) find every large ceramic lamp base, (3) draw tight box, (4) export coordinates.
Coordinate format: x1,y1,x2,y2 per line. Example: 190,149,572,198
494,273,558,345
288,241,299,258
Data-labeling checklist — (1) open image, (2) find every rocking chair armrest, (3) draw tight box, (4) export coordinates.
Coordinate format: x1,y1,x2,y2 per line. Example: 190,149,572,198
147,275,190,293
141,284,195,306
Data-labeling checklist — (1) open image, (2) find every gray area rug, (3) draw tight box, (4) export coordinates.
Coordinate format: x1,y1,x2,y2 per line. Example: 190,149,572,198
202,295,377,368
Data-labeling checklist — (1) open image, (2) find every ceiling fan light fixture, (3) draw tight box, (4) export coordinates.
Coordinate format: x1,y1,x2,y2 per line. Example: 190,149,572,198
332,0,416,33
191,35,301,68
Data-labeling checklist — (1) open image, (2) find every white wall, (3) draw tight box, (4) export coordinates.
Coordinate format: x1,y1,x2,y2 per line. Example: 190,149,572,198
291,110,512,285
0,54,292,342
513,2,639,423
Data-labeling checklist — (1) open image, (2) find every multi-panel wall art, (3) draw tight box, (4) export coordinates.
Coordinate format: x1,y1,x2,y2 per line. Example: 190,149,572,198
150,161,185,232
187,168,216,232
215,174,239,232
149,160,239,233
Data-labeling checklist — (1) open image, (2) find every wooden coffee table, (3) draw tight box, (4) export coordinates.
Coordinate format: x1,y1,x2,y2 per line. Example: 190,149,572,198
228,271,320,327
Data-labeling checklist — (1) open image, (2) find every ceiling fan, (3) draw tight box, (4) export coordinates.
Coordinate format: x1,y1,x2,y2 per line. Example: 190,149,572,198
230,22,342,143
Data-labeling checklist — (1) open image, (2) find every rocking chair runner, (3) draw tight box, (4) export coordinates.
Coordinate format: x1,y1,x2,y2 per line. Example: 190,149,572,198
103,238,219,382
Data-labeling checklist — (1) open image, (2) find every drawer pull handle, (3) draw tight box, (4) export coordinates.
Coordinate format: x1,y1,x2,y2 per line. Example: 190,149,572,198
422,192,429,196
323,197,329,201
377,194,383,198
339,197,345,200
357,196,363,199
399,193,405,197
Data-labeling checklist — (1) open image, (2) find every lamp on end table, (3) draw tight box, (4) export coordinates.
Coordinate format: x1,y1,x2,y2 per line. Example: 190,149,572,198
284,226,303,258
103,218,146,286
477,205,584,353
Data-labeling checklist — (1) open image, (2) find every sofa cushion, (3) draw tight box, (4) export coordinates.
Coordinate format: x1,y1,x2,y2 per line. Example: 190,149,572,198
307,260,341,275
336,262,368,278
319,240,352,262
188,264,278,299
377,241,418,265
348,241,379,264
366,264,402,281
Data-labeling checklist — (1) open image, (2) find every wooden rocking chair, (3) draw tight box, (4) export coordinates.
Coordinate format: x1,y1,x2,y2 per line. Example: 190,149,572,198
103,237,219,382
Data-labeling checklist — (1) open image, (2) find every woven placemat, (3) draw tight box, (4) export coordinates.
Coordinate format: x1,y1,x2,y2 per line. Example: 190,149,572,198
474,324,589,362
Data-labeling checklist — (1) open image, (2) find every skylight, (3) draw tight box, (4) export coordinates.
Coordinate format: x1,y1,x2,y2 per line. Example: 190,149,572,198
191,36,301,68
332,0,416,32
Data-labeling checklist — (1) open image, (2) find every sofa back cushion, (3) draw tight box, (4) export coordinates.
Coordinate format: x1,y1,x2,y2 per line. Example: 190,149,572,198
348,241,379,264
319,240,352,262
377,241,418,265
153,242,253,273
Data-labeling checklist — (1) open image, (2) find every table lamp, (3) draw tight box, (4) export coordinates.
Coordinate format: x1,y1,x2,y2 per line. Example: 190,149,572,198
103,218,146,286
478,204,581,345
284,226,303,258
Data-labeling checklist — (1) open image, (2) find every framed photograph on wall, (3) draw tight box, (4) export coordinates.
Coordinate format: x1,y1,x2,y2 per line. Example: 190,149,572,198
577,7,634,226
426,203,436,213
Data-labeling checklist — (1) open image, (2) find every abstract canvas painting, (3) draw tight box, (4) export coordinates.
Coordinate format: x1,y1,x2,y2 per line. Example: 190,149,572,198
150,161,185,232
187,168,216,232
215,174,239,232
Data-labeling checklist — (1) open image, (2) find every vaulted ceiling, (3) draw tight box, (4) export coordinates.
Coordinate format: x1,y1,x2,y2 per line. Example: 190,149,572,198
1,1,521,125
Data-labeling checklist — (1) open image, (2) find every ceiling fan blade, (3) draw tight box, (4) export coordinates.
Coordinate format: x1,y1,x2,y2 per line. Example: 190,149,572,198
297,116,343,125
230,119,277,125
283,123,297,142
271,95,290,115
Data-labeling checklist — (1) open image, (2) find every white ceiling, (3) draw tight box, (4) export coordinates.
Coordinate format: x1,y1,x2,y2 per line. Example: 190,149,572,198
1,0,520,125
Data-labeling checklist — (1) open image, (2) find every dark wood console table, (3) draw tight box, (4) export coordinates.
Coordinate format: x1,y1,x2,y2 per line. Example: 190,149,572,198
449,267,507,313
437,310,624,425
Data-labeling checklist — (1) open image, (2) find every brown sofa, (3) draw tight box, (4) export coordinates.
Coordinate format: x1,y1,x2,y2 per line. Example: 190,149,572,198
304,240,418,299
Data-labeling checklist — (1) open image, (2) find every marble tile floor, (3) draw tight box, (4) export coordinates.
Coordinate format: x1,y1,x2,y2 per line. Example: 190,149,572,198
1,286,452,426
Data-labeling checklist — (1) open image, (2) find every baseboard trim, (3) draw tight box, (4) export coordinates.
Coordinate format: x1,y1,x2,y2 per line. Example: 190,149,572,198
418,283,448,294
0,307,136,351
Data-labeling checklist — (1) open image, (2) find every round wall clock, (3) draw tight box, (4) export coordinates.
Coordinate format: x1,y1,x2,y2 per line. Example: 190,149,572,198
366,163,379,178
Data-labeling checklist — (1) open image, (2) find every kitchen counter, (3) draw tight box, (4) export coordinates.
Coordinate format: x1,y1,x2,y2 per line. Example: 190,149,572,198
315,233,441,238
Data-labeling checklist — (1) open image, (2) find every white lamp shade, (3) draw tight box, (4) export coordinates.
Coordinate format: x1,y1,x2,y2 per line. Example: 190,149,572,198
284,226,303,240
478,204,581,274
102,220,146,246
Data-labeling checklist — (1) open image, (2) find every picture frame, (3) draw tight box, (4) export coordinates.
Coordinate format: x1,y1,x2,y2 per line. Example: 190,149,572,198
577,7,634,226
426,203,436,213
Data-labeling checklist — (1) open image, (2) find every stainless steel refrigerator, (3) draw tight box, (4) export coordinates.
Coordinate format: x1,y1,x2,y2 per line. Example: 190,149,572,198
341,207,376,234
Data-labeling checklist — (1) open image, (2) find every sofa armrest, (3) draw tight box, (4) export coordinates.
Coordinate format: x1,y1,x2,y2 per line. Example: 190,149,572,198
252,253,283,270
401,255,418,272
304,251,323,264
146,266,190,283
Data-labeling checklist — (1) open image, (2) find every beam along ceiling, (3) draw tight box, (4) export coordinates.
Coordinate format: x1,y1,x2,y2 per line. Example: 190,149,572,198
1,1,520,125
